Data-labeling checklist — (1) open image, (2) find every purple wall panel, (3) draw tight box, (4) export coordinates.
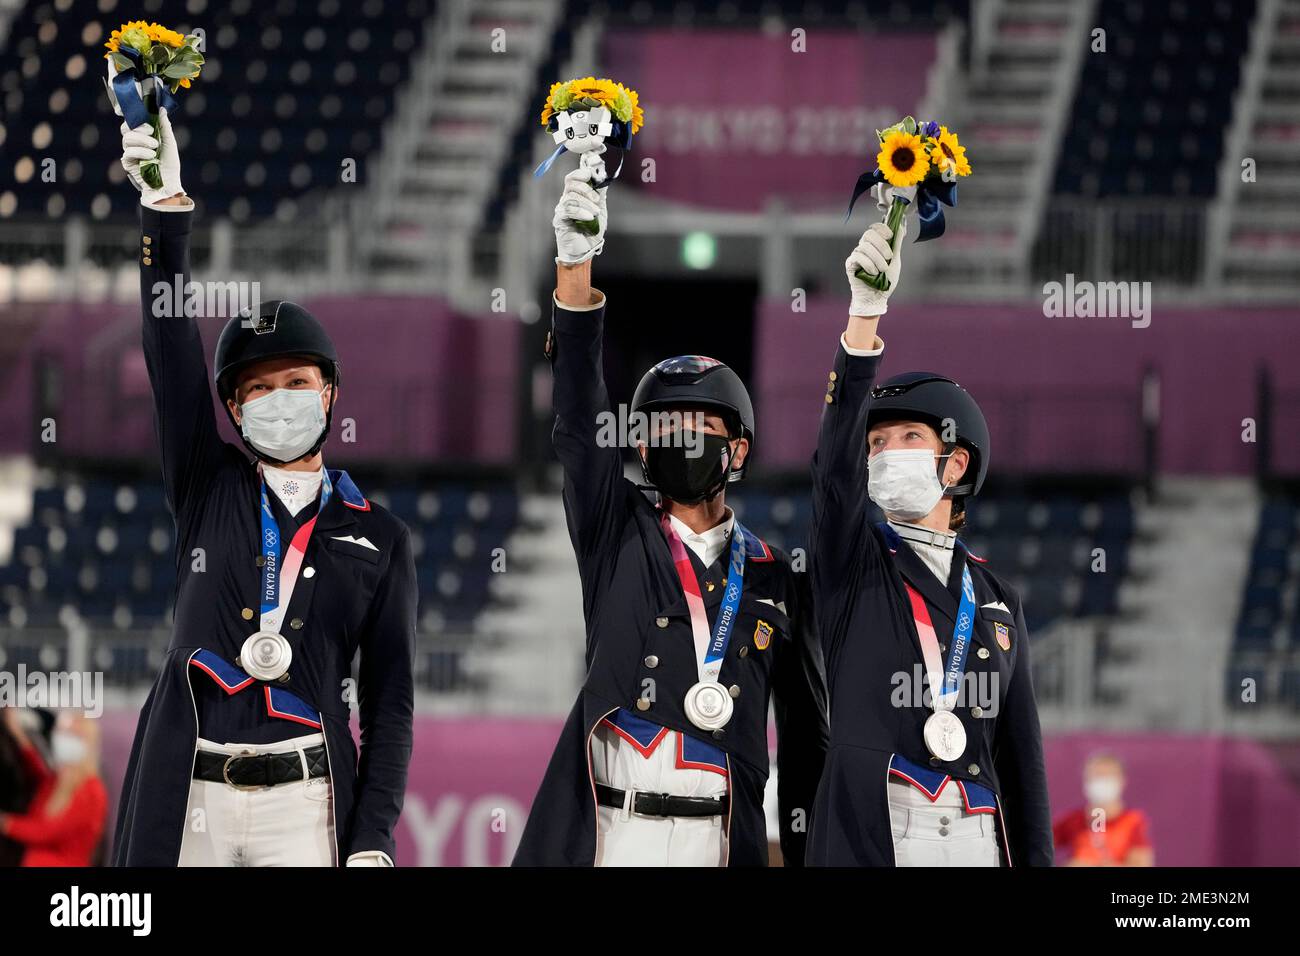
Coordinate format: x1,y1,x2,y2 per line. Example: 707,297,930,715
602,29,937,211
0,297,520,464
755,298,1300,475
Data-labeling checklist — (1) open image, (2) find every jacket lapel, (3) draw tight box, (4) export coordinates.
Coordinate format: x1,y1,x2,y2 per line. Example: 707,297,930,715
279,475,361,638
946,545,970,612
889,536,958,624
650,514,690,622
692,549,730,615
879,526,966,672
311,490,360,537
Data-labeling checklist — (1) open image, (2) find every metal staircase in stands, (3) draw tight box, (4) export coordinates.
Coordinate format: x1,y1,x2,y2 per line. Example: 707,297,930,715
358,0,564,305
928,0,1096,295
1212,0,1300,300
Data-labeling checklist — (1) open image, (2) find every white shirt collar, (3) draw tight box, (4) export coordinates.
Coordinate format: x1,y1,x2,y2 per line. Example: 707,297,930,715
262,464,324,517
667,508,735,568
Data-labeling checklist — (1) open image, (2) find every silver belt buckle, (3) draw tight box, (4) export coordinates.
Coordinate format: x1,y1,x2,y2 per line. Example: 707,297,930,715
221,749,265,791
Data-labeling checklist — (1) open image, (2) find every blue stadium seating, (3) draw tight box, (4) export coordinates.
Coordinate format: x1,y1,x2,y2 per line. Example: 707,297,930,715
1230,494,1300,709
731,483,1136,634
0,470,519,688
1053,0,1254,198
0,0,434,222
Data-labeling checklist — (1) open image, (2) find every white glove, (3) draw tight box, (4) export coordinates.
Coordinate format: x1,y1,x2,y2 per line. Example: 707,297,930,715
345,850,394,867
846,186,909,316
120,107,185,208
552,152,608,265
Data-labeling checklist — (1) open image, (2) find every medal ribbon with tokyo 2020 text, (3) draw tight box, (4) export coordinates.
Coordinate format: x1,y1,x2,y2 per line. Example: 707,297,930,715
904,563,976,714
258,466,332,635
659,511,748,686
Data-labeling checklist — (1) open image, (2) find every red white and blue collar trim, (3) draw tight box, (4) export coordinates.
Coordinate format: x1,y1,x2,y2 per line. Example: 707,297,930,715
889,753,996,813
737,525,773,563
328,469,370,511
189,649,322,729
601,708,728,775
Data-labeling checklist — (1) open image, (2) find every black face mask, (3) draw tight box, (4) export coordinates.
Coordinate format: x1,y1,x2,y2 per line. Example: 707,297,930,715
643,434,734,504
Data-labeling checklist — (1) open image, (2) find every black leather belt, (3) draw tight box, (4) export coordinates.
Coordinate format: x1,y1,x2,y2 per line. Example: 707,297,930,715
595,782,728,818
193,744,329,790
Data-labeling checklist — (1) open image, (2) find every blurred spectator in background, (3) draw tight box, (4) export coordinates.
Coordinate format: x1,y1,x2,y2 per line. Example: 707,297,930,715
0,709,33,867
1052,753,1153,866
0,708,107,867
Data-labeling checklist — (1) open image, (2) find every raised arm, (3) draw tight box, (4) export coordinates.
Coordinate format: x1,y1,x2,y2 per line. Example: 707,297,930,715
120,109,227,517
809,218,905,657
548,165,627,574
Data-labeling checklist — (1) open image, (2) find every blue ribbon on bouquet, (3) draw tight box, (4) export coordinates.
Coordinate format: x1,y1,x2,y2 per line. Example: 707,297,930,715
843,168,959,242
111,45,181,129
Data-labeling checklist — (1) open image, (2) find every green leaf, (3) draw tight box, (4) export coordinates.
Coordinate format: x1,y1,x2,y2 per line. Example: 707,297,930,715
902,115,916,134
110,52,134,73
162,62,197,78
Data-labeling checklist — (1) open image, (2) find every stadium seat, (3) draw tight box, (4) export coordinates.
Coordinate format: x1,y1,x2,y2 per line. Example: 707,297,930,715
0,0,434,223
0,471,520,687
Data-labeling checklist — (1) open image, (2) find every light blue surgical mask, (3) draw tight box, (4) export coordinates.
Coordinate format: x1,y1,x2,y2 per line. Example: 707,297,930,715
240,387,328,462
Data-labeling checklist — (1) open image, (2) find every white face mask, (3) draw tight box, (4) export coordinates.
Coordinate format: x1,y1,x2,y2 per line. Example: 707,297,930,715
1084,775,1122,806
51,730,87,767
867,448,951,521
240,387,328,462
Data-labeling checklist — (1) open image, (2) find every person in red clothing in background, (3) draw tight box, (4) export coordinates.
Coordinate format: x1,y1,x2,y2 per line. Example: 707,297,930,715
1052,752,1154,866
0,708,107,867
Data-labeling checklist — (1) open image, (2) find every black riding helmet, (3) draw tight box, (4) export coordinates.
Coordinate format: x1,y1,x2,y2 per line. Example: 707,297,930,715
213,300,340,463
867,370,989,498
631,355,755,484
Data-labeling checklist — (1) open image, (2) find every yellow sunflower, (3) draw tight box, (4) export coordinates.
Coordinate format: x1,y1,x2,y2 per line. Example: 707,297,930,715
103,20,151,57
877,131,930,188
928,126,971,178
623,84,644,134
540,80,568,126
541,77,644,134
146,23,186,48
566,76,614,108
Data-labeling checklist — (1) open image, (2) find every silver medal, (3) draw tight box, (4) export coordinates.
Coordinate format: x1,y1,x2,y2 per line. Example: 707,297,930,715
238,630,292,682
923,709,967,762
683,680,733,731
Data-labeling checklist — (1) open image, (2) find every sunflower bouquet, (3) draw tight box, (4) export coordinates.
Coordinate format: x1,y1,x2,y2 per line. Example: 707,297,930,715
535,76,645,235
102,21,205,190
847,116,972,291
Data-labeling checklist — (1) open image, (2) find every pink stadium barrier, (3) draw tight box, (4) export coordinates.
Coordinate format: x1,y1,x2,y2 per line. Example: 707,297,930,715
603,29,937,211
0,297,520,463
755,299,1300,476
94,710,1300,866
